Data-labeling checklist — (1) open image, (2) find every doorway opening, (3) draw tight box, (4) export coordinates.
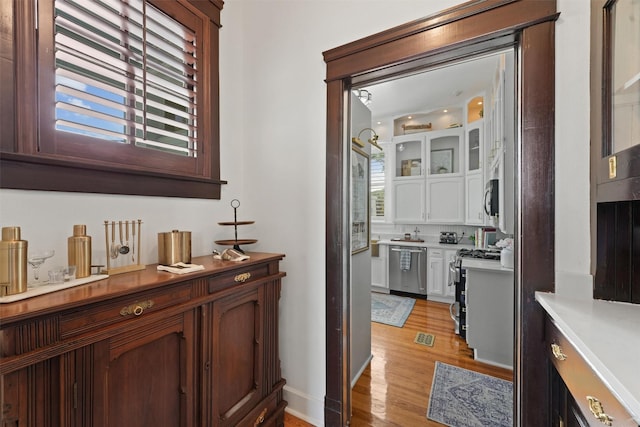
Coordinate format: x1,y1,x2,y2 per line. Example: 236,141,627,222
324,2,557,426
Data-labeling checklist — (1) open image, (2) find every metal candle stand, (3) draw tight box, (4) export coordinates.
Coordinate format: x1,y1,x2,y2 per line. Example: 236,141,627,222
102,220,146,275
214,199,257,254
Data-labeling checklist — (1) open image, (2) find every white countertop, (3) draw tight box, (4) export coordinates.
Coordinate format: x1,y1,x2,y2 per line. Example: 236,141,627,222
461,257,513,272
535,292,640,423
377,239,474,250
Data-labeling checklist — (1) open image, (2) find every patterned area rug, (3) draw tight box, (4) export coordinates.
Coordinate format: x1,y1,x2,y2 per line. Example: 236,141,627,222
427,362,513,427
371,293,416,327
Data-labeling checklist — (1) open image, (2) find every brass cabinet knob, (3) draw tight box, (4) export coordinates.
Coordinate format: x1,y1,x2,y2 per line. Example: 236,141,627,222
253,407,267,426
587,396,613,426
120,300,154,316
234,272,251,283
551,343,567,361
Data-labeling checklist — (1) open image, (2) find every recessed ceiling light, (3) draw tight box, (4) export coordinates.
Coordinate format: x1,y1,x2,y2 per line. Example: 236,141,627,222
377,121,381,125
443,109,448,113
408,116,412,119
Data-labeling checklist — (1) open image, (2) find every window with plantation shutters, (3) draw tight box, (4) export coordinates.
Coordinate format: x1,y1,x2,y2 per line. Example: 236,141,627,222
54,0,198,157
2,0,226,198
370,145,385,219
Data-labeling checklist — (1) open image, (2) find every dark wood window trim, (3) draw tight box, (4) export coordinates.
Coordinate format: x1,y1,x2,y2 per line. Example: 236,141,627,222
323,0,557,425
0,0,226,199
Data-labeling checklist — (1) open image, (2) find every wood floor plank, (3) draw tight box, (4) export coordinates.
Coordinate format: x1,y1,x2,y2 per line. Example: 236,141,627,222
285,297,513,427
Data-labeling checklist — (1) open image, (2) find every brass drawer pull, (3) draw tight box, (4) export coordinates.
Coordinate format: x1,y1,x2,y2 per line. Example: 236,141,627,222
120,300,154,316
254,407,268,426
235,272,251,283
587,396,613,426
551,343,567,361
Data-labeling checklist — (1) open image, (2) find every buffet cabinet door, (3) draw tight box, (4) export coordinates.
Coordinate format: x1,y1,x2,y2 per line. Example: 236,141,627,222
90,310,196,427
208,285,265,427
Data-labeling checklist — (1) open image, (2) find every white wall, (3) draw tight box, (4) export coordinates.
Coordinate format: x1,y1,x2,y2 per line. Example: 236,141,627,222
0,1,593,426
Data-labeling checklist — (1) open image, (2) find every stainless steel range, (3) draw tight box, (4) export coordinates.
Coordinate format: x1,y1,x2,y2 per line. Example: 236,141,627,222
448,248,502,337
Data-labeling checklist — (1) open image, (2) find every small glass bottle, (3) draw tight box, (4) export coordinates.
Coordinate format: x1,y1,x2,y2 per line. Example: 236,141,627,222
68,225,91,279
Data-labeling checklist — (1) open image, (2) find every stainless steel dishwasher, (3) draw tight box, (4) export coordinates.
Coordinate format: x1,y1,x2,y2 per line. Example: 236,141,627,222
388,246,427,296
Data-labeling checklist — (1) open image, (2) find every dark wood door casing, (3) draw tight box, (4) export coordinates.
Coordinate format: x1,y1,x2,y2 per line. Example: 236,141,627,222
323,1,557,426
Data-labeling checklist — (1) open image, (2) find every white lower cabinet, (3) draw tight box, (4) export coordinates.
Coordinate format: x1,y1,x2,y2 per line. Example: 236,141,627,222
427,248,455,303
426,177,464,223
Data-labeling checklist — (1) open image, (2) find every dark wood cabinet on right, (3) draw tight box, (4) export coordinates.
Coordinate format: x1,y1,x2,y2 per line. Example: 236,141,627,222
591,0,640,304
545,315,638,427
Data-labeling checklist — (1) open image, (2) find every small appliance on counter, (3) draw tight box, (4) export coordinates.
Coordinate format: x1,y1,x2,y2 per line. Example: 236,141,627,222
439,231,461,244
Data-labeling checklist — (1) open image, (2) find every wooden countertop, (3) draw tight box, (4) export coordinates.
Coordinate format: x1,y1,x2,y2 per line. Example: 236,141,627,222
0,252,285,324
536,292,640,424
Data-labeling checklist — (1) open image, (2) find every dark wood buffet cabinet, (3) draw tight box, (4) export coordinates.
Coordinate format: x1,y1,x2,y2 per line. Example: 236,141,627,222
0,253,287,427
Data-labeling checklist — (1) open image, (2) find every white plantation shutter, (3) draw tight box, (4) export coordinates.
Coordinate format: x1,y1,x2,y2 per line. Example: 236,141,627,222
54,0,198,157
370,145,385,218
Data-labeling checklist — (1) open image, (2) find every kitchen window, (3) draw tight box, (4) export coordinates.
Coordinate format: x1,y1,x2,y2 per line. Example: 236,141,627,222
0,0,224,198
370,144,386,219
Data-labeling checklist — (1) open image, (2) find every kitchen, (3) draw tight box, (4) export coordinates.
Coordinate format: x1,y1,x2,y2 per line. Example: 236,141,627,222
351,48,517,375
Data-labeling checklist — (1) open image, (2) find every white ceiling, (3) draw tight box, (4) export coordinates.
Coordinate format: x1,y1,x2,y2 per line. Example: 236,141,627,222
359,52,505,122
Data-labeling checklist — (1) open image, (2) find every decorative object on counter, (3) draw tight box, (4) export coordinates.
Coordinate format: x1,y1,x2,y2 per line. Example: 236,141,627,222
496,238,514,268
0,226,28,296
215,199,257,254
157,262,204,275
68,224,91,278
213,248,250,262
427,361,513,427
47,265,76,284
27,249,55,285
102,220,145,275
158,230,191,265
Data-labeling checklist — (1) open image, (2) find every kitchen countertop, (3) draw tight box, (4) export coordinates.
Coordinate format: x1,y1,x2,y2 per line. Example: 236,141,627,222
461,258,513,272
377,239,474,250
535,292,640,424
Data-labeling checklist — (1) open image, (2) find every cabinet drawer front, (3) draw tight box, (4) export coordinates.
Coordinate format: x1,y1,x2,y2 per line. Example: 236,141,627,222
546,318,637,427
60,285,191,338
235,383,286,427
208,263,270,294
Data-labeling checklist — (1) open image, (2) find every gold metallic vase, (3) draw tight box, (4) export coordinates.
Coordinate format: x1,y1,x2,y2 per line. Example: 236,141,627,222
0,226,28,296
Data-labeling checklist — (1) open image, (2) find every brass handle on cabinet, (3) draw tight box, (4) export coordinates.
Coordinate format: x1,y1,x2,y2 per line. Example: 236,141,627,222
587,396,613,426
551,343,567,361
235,272,251,283
254,407,267,426
120,300,154,316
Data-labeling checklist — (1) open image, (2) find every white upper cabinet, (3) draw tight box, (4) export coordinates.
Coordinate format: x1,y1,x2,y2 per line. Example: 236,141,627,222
426,176,464,223
393,134,424,179
466,122,483,174
426,128,464,176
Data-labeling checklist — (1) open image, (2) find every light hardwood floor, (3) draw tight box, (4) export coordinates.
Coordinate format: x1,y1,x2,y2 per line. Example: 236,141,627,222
285,297,513,426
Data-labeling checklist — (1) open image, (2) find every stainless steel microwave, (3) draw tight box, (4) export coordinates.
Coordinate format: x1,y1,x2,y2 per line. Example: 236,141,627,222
484,178,499,216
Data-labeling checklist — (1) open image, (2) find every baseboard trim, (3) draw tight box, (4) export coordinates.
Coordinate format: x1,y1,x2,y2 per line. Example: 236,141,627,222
351,353,373,388
283,385,324,426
